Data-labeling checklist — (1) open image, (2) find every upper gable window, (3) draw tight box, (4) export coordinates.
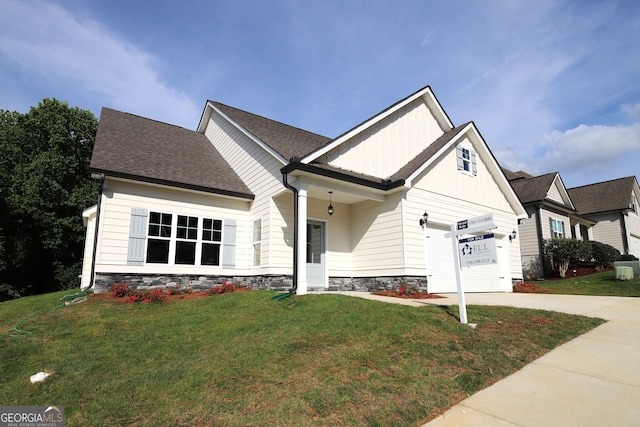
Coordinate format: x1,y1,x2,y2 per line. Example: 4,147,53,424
631,193,638,214
456,145,477,176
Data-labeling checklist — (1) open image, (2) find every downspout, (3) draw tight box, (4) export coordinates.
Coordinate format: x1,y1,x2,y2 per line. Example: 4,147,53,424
89,174,105,290
535,204,546,277
282,171,298,293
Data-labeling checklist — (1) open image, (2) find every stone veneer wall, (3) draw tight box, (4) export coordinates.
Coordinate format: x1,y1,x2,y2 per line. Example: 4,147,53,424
93,273,521,293
92,273,430,294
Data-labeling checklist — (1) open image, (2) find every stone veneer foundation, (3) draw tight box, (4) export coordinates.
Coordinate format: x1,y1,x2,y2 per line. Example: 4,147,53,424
93,273,522,294
92,273,430,294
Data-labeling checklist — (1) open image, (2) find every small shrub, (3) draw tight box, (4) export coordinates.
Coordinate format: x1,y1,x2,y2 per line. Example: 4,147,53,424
109,282,132,298
138,288,169,303
513,282,550,293
201,281,246,296
398,285,433,299
590,241,621,270
619,254,638,261
166,285,193,296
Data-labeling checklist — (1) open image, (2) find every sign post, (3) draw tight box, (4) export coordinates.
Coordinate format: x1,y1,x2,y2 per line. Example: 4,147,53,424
444,214,496,325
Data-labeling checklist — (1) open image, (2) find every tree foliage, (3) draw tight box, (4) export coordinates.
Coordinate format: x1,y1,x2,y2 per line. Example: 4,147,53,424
544,238,621,278
0,99,98,300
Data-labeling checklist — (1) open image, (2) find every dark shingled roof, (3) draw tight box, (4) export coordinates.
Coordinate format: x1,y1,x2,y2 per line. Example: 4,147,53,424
211,102,332,161
508,172,558,205
89,107,253,199
568,176,636,215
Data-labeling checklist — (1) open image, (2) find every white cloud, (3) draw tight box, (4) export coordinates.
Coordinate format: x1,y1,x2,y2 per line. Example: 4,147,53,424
0,0,199,127
621,103,640,120
537,123,640,174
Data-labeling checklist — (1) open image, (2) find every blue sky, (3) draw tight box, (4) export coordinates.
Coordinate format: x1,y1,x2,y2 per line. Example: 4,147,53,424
1,0,639,188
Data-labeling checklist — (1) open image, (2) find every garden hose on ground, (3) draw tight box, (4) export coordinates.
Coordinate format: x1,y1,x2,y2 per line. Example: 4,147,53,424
9,291,89,337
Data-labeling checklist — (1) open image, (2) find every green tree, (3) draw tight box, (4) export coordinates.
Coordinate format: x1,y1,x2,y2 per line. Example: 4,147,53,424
0,99,98,300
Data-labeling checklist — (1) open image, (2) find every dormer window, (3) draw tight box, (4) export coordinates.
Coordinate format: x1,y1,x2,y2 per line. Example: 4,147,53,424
456,145,477,176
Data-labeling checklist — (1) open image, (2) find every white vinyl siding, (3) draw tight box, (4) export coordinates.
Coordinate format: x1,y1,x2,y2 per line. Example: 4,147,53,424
204,110,287,272
93,179,250,275
350,196,405,276
322,97,445,179
400,138,523,286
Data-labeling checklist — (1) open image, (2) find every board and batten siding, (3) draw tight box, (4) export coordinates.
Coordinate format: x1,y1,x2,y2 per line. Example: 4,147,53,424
204,110,288,273
93,178,251,275
323,97,445,179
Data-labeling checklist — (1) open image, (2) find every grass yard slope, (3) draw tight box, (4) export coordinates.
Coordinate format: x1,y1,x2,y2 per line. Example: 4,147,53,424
1,290,603,426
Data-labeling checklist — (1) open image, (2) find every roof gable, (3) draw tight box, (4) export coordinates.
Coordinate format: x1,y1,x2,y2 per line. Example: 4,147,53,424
301,85,454,165
90,107,253,199
568,176,639,215
201,102,331,164
506,170,575,210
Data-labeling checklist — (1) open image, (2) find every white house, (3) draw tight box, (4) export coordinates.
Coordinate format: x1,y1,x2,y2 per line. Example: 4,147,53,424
81,85,527,294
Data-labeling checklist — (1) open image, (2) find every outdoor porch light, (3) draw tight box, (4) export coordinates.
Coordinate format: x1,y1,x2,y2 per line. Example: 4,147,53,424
419,211,428,229
327,191,334,216
509,230,517,241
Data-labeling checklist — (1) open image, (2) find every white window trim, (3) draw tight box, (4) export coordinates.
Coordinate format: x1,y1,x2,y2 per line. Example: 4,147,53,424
456,145,477,176
252,218,262,267
551,218,565,239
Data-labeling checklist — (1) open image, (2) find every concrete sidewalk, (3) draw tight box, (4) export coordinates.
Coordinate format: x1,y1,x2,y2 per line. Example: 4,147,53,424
324,292,640,426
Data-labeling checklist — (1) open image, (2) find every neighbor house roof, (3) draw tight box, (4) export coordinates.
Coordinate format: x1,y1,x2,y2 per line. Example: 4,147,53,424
89,107,253,199
568,176,637,215
508,172,559,205
211,102,332,161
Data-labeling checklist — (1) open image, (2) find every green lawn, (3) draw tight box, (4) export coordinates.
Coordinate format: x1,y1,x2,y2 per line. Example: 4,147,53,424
528,270,640,297
1,290,603,426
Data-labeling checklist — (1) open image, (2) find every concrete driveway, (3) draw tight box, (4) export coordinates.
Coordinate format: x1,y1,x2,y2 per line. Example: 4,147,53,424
324,292,640,426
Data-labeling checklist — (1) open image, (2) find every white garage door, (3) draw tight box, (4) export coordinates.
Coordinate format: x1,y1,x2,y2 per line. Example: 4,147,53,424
629,234,640,259
425,226,510,293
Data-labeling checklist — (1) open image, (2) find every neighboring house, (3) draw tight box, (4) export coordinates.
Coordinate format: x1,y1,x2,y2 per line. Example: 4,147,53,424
81,85,527,294
504,169,595,279
568,177,640,258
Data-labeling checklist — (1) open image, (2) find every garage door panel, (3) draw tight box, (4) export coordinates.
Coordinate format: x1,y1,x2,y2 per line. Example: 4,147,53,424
426,227,509,293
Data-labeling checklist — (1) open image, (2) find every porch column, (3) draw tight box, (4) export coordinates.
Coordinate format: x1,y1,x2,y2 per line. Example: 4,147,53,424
296,182,308,295
573,224,582,240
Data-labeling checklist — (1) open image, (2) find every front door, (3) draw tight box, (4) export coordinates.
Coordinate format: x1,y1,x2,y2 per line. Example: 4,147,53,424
306,220,326,288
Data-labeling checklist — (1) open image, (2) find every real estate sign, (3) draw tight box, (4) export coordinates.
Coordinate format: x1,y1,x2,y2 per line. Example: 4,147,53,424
458,233,497,267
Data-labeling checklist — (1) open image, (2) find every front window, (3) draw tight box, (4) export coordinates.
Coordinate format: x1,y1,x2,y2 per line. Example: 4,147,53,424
631,194,637,213
201,218,222,266
175,215,198,264
253,219,262,266
145,212,222,266
551,218,565,239
147,212,172,263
